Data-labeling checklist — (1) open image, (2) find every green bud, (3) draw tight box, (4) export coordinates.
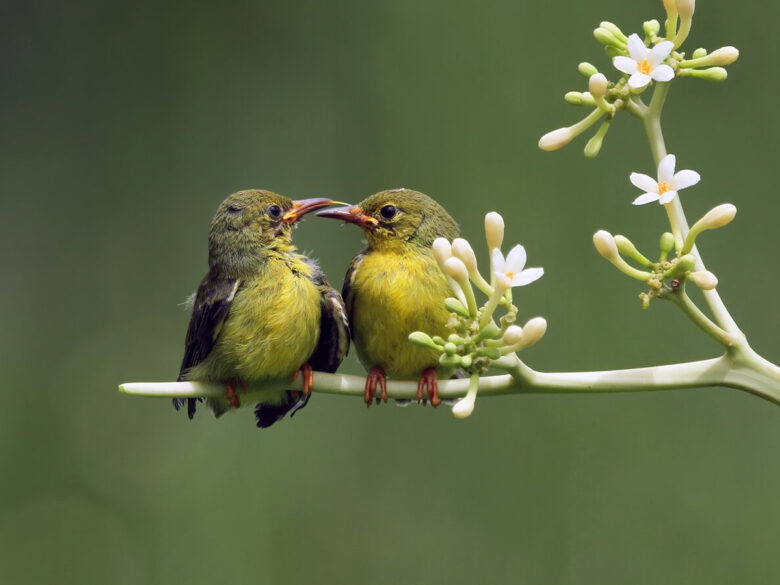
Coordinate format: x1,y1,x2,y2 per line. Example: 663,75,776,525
444,297,470,318
599,21,627,43
643,19,661,36
475,321,503,341
447,334,466,344
578,62,599,78
659,232,676,260
692,47,707,59
665,254,696,278
565,91,584,105
584,118,611,158
679,67,728,81
460,355,473,368
476,347,501,360
432,336,446,345
594,27,625,50
439,354,462,368
604,45,622,58
614,234,653,267
408,331,442,351
443,342,458,355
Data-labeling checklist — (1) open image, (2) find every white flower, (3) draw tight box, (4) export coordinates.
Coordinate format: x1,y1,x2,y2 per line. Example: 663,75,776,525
613,34,675,89
630,154,700,206
491,246,544,289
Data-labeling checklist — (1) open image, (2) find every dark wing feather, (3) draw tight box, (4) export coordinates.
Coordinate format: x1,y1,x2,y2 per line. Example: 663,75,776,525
307,267,350,373
173,275,240,419
339,251,365,341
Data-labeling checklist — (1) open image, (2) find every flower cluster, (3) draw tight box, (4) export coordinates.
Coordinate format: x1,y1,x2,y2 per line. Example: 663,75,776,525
409,212,546,418
593,158,735,306
538,0,739,158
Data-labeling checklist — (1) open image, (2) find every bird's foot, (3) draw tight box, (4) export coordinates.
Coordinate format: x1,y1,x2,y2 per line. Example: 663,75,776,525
417,368,440,407
291,364,315,395
225,379,245,409
365,366,387,407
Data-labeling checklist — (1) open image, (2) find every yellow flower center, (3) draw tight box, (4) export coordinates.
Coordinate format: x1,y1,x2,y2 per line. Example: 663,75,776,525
657,181,671,194
506,271,514,279
637,59,652,75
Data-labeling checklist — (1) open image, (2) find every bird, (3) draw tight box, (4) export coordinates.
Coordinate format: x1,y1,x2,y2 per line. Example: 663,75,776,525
316,188,459,407
173,189,350,428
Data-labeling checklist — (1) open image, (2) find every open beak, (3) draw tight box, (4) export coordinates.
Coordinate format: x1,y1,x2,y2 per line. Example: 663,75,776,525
282,198,341,224
315,206,379,228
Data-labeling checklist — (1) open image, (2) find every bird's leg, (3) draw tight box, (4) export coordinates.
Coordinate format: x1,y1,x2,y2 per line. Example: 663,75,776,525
417,368,440,407
291,364,315,394
225,379,243,408
365,366,387,407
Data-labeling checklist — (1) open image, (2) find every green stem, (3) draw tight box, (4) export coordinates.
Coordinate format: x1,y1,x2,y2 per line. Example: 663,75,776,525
671,290,734,347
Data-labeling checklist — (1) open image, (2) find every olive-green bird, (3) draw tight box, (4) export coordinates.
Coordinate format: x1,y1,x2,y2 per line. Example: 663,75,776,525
173,189,350,428
317,188,459,407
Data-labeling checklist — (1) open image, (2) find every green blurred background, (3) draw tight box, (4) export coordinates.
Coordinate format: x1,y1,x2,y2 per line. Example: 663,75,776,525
3,0,780,583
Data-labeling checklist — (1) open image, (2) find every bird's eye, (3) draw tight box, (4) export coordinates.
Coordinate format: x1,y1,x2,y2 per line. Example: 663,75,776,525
380,205,397,220
267,205,282,219
228,205,243,214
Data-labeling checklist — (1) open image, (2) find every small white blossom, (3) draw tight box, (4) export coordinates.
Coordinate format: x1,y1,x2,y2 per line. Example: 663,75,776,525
491,246,544,289
630,154,700,206
613,34,675,89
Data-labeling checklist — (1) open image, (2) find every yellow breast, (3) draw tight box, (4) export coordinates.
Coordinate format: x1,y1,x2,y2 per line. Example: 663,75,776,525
206,257,321,381
350,248,451,378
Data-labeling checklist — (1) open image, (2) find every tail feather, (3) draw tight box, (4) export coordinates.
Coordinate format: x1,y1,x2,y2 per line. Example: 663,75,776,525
254,391,310,428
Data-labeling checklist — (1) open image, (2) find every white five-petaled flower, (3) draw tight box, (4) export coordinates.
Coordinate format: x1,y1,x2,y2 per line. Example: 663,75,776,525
630,154,701,206
491,246,544,289
613,34,675,89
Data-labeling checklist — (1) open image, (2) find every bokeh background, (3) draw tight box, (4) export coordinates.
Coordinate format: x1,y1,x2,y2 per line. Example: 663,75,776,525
3,0,779,583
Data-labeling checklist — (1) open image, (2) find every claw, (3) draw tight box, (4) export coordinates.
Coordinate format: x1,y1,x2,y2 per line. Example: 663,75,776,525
225,380,242,408
301,364,314,394
365,366,386,407
417,368,440,407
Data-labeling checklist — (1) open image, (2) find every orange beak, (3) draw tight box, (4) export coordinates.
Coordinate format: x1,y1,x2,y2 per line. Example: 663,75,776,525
282,198,341,224
315,206,379,228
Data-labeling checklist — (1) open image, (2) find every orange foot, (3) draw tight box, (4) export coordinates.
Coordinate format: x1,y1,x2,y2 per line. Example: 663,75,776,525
417,368,440,407
225,379,246,409
365,366,387,407
291,364,315,394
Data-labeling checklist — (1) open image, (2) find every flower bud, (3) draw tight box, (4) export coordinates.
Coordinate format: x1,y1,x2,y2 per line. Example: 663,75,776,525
663,0,676,15
538,127,574,151
689,270,718,290
676,0,695,19
565,91,584,105
452,238,478,274
521,317,547,348
588,73,608,100
681,67,727,81
692,48,707,59
599,21,627,43
408,331,442,350
593,230,618,260
484,212,505,251
643,19,660,36
503,325,524,345
444,297,470,318
443,257,469,284
707,46,738,65
452,395,475,419
584,119,611,158
674,254,696,274
701,203,737,229
659,232,676,258
578,62,598,78
432,237,452,268
614,234,653,267
593,27,625,49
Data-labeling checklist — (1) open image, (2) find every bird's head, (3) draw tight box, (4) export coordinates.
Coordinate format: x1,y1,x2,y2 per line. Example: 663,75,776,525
208,189,335,276
316,188,459,251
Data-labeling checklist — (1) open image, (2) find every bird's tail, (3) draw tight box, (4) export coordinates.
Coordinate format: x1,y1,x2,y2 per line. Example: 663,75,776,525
254,391,311,428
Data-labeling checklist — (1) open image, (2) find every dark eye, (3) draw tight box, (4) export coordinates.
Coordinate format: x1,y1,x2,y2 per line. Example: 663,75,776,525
380,205,397,220
227,205,243,214
267,204,282,219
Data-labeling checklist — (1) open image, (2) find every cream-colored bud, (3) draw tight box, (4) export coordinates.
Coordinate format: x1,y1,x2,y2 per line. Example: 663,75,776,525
521,317,547,348
676,0,695,18
443,257,469,283
484,212,505,251
451,238,478,274
432,237,452,268
707,46,738,65
593,230,618,260
503,325,524,345
452,395,475,419
701,203,737,229
663,0,676,14
539,127,574,151
588,73,608,100
689,270,718,290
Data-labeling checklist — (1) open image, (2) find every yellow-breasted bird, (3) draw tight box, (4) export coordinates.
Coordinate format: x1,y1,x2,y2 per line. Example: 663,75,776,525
316,188,458,407
174,189,350,428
